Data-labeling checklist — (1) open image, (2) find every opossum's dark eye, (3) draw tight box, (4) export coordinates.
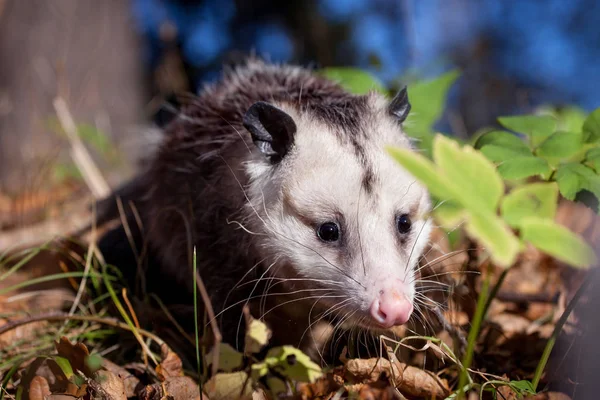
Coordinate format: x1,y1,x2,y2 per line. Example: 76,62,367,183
397,214,412,234
317,222,340,242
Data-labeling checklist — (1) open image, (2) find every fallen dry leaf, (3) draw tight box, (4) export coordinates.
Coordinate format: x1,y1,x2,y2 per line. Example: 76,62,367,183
206,371,253,400
344,358,449,399
497,384,519,400
525,392,572,400
140,376,204,400
29,375,52,400
93,370,127,400
101,359,140,397
156,343,183,380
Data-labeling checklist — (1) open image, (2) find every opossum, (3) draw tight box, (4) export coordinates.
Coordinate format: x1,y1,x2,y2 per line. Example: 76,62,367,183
97,59,433,354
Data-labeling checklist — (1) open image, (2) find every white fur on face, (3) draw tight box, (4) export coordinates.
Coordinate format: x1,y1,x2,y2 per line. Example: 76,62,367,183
244,94,432,327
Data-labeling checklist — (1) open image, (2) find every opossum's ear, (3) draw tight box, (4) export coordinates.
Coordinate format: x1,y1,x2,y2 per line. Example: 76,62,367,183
388,86,411,123
243,101,296,162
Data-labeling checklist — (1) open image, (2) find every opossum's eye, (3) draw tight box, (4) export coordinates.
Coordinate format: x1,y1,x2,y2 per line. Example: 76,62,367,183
317,222,340,242
397,214,412,234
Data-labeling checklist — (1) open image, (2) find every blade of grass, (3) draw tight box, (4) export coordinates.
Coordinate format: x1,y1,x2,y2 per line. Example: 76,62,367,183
532,273,593,390
0,363,20,400
0,271,115,296
456,263,492,400
483,268,509,319
100,261,158,365
0,242,50,282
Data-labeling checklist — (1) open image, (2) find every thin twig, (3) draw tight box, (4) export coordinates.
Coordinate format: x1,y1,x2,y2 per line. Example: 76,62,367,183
194,252,222,378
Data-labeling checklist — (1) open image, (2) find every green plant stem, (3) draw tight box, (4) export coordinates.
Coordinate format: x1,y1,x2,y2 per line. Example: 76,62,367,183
456,264,492,400
532,273,593,391
483,268,509,319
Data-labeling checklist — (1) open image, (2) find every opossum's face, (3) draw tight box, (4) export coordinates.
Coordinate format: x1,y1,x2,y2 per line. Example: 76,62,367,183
243,90,431,330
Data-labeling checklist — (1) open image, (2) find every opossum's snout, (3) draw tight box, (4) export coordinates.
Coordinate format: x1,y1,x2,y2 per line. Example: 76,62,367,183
369,279,413,328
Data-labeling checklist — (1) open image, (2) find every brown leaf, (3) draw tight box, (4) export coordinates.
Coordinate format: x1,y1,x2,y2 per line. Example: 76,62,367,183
344,358,449,399
55,336,93,376
29,376,51,400
140,376,205,400
497,385,519,400
155,343,184,381
93,370,127,400
525,392,572,400
101,359,140,398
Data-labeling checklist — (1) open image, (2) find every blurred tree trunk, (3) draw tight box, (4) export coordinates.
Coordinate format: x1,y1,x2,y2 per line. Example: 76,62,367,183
0,0,144,196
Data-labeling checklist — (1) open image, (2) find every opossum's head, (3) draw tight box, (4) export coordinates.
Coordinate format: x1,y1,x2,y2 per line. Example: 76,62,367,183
242,88,431,330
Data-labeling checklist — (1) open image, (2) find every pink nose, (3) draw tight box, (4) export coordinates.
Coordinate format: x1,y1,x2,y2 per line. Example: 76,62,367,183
369,288,413,328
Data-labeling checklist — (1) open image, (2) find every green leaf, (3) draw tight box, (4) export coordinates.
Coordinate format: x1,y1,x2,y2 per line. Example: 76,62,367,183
520,217,596,268
497,156,552,180
501,183,558,228
433,201,465,229
404,70,460,138
586,147,600,172
387,146,454,201
320,67,386,95
509,380,536,395
265,346,323,383
206,343,244,372
206,371,253,400
250,361,270,381
554,106,587,133
434,135,504,214
536,131,583,161
583,108,600,143
498,115,557,147
555,163,600,201
475,130,531,156
244,318,271,354
51,356,74,379
465,213,520,268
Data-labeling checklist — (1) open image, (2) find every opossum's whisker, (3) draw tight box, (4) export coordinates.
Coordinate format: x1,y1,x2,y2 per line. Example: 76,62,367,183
403,216,432,275
329,310,358,359
413,279,451,287
412,249,470,277
260,294,347,321
299,298,352,348
416,269,479,280
260,263,284,318
235,277,345,288
218,115,253,154
221,155,366,289
256,187,367,290
304,296,351,365
226,218,264,235
222,257,268,320
356,185,367,276
212,288,337,324
414,292,445,308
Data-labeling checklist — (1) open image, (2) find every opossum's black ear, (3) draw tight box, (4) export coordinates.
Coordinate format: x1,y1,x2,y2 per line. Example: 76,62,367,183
388,86,411,123
243,101,296,163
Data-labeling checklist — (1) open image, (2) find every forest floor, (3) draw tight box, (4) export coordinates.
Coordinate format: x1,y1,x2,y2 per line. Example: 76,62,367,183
0,180,594,400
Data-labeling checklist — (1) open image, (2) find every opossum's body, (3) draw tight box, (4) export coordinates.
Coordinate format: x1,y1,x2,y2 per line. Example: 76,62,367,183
98,60,432,352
